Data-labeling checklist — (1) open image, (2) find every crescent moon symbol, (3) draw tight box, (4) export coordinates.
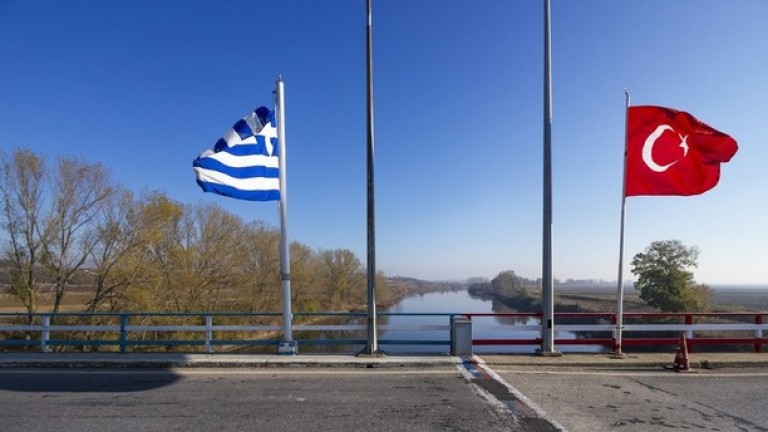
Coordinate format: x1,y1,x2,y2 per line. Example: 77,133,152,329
642,124,677,172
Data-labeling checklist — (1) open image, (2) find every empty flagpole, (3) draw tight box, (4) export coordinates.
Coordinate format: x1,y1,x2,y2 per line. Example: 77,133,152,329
539,0,557,355
613,90,631,357
276,76,297,354
362,0,381,356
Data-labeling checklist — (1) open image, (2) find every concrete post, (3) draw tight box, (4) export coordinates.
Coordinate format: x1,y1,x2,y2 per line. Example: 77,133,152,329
450,315,472,356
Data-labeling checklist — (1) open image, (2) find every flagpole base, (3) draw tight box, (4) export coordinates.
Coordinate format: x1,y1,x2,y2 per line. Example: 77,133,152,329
535,348,562,357
357,349,387,358
278,340,298,355
610,348,627,359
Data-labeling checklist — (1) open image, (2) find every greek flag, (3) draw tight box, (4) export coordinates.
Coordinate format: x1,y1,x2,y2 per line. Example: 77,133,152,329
193,106,280,201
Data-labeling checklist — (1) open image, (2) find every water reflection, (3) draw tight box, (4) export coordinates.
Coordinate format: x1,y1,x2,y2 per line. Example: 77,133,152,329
378,290,598,354
295,290,601,354
486,299,537,326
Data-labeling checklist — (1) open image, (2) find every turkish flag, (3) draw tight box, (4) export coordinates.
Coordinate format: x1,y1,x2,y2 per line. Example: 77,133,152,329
625,106,738,197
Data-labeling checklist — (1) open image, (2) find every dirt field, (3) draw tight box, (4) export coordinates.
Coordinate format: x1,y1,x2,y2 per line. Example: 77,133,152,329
554,285,768,313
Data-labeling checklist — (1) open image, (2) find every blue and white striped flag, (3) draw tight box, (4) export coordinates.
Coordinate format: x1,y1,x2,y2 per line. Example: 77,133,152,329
193,106,280,201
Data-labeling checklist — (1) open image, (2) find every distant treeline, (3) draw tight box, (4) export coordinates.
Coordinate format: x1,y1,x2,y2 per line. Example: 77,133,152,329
467,271,610,314
0,148,406,318
467,271,539,312
387,277,465,295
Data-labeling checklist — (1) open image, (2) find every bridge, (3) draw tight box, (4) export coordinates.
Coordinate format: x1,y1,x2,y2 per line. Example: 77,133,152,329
1,351,767,431
1,311,765,354
3,311,767,431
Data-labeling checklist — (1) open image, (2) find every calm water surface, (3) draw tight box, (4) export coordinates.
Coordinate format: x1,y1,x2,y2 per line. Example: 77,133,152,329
379,290,601,354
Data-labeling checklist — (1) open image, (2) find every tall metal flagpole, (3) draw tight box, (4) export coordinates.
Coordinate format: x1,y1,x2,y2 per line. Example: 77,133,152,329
276,76,297,355
613,90,631,357
361,0,382,356
539,0,558,355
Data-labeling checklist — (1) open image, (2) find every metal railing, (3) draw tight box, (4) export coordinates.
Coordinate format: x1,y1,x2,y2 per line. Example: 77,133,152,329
0,311,765,354
466,312,767,353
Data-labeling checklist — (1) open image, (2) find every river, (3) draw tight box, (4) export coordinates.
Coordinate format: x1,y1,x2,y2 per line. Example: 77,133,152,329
375,289,601,354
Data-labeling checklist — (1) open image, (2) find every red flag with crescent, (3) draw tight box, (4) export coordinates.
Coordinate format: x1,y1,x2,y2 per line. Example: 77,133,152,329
625,106,738,197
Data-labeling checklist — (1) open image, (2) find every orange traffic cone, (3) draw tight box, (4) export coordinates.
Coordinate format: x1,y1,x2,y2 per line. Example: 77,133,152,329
672,332,691,372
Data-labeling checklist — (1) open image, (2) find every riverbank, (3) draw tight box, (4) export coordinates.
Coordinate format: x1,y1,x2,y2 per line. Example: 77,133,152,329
470,284,768,314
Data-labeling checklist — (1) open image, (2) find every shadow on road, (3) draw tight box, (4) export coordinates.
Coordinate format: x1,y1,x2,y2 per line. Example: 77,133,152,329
0,369,182,392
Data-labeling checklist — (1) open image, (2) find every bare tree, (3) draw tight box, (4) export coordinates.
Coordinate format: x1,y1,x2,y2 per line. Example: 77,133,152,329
41,157,112,313
182,203,248,311
121,193,184,312
0,150,49,321
2,148,385,331
289,242,322,311
122,198,253,313
84,187,149,312
239,222,282,311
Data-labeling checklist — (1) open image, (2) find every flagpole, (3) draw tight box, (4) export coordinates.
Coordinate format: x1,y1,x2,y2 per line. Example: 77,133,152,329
361,0,382,356
613,90,630,358
276,76,297,355
538,0,558,356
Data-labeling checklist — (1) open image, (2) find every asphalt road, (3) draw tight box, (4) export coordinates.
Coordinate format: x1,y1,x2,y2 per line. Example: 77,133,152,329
4,365,766,431
0,367,544,432
496,368,768,431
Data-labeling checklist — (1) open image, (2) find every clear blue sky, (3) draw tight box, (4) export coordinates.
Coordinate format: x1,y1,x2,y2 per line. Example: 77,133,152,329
2,1,766,285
